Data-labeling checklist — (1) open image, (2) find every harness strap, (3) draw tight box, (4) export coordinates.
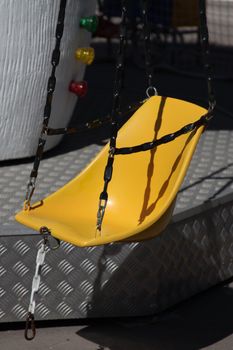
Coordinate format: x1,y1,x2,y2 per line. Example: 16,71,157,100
96,0,127,232
142,0,157,96
45,101,144,135
96,0,215,231
24,0,67,209
114,107,213,155
199,0,215,109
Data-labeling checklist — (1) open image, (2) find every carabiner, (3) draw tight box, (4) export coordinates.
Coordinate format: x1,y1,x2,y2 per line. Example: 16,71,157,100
24,312,36,341
40,226,60,250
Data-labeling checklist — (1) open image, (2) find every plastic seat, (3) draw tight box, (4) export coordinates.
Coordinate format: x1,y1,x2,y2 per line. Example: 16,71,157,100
16,96,207,247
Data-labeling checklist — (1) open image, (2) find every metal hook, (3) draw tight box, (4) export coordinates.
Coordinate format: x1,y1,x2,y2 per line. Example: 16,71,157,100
40,226,60,250
24,312,36,341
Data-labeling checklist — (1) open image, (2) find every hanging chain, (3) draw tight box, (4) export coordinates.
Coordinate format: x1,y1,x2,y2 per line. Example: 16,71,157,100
25,234,48,340
23,1,65,333
96,0,127,233
24,0,67,210
24,228,60,341
141,0,158,97
199,0,215,110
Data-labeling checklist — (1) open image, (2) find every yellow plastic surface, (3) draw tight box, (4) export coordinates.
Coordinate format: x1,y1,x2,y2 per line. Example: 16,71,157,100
16,96,207,247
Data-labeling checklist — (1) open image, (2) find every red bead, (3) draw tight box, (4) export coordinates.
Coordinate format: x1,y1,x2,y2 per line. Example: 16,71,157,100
69,81,88,97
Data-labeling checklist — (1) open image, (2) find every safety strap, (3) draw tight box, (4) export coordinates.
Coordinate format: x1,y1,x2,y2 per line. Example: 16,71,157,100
112,0,215,156
141,0,158,97
25,0,67,209
114,110,213,155
96,0,127,232
24,0,215,226
45,100,144,135
199,0,215,109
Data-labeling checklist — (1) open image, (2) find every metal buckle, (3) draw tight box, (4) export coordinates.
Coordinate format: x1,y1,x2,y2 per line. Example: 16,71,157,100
96,198,108,234
24,178,36,210
40,227,60,250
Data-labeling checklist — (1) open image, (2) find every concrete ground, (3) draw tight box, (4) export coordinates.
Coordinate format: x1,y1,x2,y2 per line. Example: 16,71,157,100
1,41,233,349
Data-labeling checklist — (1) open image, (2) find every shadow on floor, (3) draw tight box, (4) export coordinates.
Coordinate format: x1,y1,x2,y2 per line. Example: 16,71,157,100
78,282,233,350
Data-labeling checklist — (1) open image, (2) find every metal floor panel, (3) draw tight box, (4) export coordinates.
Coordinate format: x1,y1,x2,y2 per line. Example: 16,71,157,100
1,130,233,322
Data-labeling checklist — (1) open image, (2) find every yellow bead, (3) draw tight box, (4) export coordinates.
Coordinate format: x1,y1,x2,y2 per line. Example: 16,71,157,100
75,47,95,65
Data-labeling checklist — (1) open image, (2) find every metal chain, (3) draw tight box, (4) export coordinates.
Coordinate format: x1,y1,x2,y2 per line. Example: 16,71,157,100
24,236,48,340
96,0,127,232
24,228,60,341
141,0,158,97
24,0,67,209
199,0,215,109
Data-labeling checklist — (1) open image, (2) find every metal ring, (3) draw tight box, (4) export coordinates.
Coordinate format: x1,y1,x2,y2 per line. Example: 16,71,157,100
109,146,115,157
39,227,60,250
48,236,60,250
146,86,158,98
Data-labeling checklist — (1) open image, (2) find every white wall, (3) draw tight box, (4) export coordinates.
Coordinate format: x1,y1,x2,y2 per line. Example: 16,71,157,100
0,0,96,160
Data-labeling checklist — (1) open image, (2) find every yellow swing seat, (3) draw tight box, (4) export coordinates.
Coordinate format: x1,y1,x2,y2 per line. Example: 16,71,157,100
16,96,207,247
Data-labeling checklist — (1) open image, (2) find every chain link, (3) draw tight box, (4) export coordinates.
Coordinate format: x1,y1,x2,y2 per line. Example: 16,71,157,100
24,227,60,341
24,0,67,209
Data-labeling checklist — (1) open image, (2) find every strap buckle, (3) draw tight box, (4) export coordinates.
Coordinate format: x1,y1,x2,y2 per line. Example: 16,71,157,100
96,198,108,234
24,177,36,210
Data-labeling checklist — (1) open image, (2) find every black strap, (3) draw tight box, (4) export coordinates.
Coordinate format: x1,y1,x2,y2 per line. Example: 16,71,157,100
104,0,215,157
141,0,154,92
95,0,215,230
25,0,67,208
96,0,127,231
199,0,215,109
114,109,213,155
45,101,144,135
